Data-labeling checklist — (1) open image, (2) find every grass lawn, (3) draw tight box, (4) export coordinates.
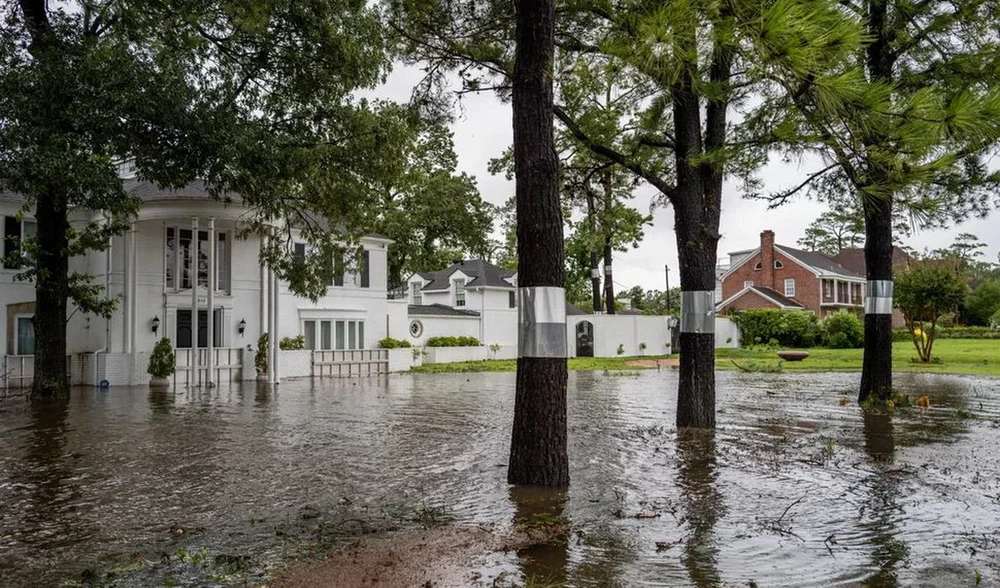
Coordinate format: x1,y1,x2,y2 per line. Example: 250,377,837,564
408,339,1000,376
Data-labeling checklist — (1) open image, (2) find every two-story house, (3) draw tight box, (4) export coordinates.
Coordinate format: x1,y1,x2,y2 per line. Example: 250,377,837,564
717,230,866,318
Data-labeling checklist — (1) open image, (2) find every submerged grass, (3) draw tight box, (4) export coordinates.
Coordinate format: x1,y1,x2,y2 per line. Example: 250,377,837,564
409,340,1000,376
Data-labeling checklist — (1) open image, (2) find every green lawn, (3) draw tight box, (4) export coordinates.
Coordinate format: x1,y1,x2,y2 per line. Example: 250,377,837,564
408,339,1000,376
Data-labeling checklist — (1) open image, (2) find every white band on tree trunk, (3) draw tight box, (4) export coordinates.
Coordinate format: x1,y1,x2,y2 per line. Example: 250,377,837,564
590,268,601,279
518,286,568,358
680,290,716,334
865,280,893,315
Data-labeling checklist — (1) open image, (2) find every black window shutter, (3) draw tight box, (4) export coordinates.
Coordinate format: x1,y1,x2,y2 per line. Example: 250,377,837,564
4,216,21,269
333,248,344,286
293,242,306,260
360,249,370,288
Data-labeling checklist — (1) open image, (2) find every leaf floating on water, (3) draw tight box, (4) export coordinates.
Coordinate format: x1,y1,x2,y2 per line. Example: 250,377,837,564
917,395,931,408
839,398,851,406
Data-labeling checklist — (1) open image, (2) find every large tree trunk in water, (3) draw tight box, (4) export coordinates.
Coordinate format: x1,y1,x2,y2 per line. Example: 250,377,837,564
859,194,893,402
858,0,895,404
507,0,568,487
32,191,71,398
601,172,615,314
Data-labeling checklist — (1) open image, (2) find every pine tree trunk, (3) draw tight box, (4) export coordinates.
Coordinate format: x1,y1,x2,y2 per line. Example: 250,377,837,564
32,191,71,398
508,0,568,487
859,194,893,402
601,172,615,314
585,188,602,312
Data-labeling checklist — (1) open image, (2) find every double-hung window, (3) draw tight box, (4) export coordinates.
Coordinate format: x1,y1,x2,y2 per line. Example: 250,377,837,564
3,216,36,270
454,279,466,307
784,279,796,297
165,227,230,293
302,319,365,350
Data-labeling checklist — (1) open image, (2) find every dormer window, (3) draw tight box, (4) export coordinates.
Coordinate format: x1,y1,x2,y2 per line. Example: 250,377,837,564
454,278,466,307
411,282,422,305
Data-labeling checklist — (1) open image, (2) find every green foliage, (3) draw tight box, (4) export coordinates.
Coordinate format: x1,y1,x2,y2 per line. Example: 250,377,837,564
254,333,269,376
378,337,412,349
279,336,305,350
425,336,480,347
797,207,864,256
965,280,1000,326
822,312,864,349
893,326,1000,341
895,263,967,363
992,308,1000,329
147,338,176,378
616,344,625,356
730,310,820,348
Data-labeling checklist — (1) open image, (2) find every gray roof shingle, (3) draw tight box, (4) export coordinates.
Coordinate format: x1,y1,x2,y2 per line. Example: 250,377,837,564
419,259,516,291
408,304,481,317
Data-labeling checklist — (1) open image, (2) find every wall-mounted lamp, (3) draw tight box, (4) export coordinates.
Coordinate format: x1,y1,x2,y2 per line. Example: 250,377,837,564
238,318,247,336
151,316,160,335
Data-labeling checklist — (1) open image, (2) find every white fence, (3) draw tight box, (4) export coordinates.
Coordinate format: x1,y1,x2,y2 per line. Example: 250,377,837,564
173,347,245,387
312,349,388,378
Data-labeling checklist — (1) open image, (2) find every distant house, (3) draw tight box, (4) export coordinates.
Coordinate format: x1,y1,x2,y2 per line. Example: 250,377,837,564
717,230,866,319
832,247,911,328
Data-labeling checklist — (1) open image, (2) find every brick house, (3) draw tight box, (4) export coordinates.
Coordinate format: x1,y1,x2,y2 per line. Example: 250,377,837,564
832,247,911,328
717,230,867,319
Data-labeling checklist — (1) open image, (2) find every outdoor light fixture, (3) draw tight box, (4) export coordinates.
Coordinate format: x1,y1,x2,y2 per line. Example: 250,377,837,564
238,318,247,336
151,316,160,335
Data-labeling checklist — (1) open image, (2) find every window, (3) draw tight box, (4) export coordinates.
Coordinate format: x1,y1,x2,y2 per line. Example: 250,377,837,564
744,280,754,288
823,280,834,299
303,319,365,350
774,260,783,269
336,320,345,349
784,278,796,297
509,291,516,308
454,278,466,307
304,320,317,349
165,227,230,292
321,321,332,349
294,242,306,260
175,309,222,348
4,216,35,270
753,261,762,270
411,282,422,305
15,315,34,355
409,320,423,338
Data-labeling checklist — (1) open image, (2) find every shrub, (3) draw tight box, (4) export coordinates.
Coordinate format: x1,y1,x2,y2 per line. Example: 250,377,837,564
426,336,481,347
729,309,820,348
893,326,1000,340
992,308,1000,330
255,333,269,375
964,279,1000,326
279,335,305,350
617,343,625,355
147,338,176,378
822,312,864,348
378,337,412,349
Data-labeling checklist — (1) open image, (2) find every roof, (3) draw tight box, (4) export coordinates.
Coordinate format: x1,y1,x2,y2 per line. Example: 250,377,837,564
123,179,238,202
716,286,806,311
776,245,861,278
418,259,516,291
408,304,481,317
832,247,911,275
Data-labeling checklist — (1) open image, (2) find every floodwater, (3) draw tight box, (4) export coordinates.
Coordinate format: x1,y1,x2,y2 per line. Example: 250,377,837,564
1,370,999,587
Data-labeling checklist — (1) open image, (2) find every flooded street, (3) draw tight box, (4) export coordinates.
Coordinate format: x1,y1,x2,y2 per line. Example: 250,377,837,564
2,370,1000,587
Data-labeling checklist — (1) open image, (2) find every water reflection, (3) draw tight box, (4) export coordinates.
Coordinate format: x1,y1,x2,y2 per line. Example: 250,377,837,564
676,428,724,588
861,411,906,588
148,387,175,414
509,485,569,586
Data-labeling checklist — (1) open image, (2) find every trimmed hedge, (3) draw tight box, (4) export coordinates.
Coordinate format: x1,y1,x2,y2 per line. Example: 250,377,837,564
378,337,412,349
729,309,820,348
279,335,305,350
893,326,1000,341
426,336,481,347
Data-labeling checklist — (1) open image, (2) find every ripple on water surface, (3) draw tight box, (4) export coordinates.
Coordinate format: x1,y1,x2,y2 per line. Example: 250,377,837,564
0,371,999,587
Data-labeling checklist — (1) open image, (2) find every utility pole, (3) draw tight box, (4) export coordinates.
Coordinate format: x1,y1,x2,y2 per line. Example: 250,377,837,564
665,265,670,313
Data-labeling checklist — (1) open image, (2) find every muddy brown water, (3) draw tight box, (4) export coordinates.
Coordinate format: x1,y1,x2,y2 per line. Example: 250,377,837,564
1,371,999,587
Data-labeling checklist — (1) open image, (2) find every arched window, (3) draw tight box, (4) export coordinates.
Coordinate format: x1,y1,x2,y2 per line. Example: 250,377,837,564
774,260,784,269
753,261,762,270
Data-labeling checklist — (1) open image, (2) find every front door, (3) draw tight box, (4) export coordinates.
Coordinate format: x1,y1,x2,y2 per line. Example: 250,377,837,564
176,309,222,348
575,321,594,357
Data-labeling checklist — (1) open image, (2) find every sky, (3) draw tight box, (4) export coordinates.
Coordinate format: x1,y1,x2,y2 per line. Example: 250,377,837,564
375,67,1000,292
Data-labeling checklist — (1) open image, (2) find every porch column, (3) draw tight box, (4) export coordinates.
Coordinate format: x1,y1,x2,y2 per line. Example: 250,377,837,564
122,228,132,353
191,217,199,388
129,223,138,381
207,217,215,388
259,237,267,349
834,280,839,304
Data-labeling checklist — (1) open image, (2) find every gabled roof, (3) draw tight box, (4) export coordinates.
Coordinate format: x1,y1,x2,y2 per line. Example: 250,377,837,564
408,304,481,317
418,259,516,291
776,245,862,278
716,286,806,311
832,247,911,275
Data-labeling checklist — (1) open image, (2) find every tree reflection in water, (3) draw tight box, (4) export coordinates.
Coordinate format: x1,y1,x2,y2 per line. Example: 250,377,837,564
677,428,725,588
508,485,569,586
861,410,907,588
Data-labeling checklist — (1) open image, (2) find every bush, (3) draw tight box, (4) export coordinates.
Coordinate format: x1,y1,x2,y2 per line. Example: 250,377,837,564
255,333,269,375
822,312,864,348
279,335,305,350
426,336,481,347
991,308,1000,329
964,279,1000,326
147,338,176,378
729,309,820,348
892,326,1000,341
378,337,412,349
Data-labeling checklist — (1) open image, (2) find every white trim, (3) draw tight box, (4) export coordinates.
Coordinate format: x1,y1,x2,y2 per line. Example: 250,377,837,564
784,278,796,298
716,286,804,311
13,312,34,356
772,246,824,277
717,246,762,282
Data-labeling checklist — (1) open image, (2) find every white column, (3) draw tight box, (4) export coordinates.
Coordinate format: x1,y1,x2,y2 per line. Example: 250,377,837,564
834,280,839,304
122,231,132,353
271,258,280,384
259,237,267,346
129,223,138,381
191,217,199,388
265,230,274,382
207,218,215,388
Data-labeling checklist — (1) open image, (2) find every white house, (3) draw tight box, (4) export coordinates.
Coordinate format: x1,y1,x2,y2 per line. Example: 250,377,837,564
2,176,395,388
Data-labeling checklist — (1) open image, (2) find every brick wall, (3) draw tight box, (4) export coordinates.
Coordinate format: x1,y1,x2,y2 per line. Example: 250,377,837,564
721,249,820,312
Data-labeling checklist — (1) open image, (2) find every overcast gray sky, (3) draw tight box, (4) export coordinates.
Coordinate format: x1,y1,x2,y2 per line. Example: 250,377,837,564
376,67,1000,292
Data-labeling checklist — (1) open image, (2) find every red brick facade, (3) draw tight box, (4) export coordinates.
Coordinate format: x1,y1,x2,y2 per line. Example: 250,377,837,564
719,230,865,319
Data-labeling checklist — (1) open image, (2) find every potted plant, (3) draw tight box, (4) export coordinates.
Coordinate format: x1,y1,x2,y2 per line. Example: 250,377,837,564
148,338,175,387
255,333,269,381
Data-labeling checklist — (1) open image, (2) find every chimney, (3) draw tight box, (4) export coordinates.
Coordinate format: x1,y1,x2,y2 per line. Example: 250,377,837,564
452,259,463,266
760,230,775,290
